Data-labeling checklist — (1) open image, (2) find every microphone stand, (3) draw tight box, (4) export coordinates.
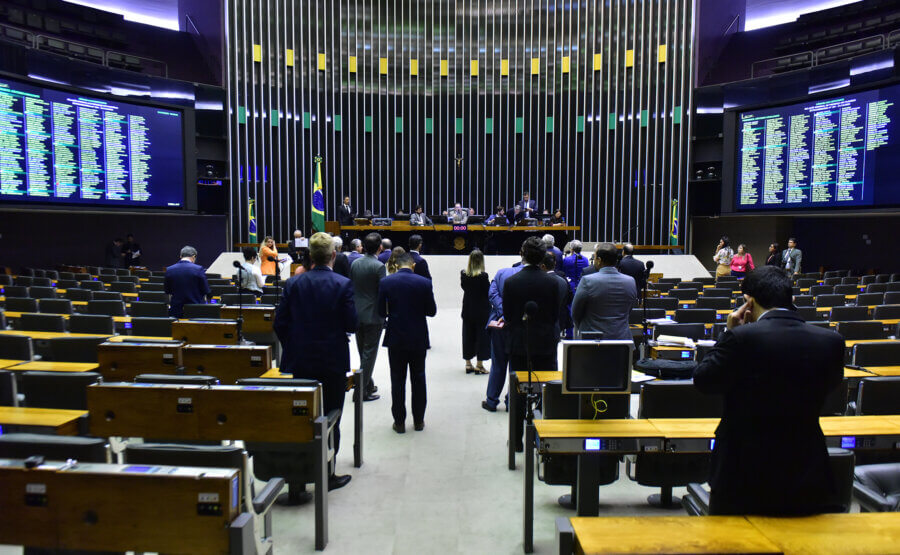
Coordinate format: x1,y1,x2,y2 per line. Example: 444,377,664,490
233,263,245,344
641,261,654,358
272,257,282,305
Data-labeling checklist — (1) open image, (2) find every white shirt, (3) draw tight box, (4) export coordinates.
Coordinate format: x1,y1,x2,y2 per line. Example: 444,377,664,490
238,261,265,292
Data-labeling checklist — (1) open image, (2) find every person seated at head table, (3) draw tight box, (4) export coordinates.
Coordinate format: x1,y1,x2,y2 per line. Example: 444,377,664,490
549,209,565,226
410,205,433,226
486,205,507,225
507,205,526,225
444,203,469,224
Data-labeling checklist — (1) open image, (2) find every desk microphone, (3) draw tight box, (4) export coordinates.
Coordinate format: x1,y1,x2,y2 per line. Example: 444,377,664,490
523,301,538,321
645,260,655,271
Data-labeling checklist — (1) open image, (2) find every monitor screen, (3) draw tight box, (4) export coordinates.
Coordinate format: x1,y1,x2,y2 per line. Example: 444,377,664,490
562,340,633,393
734,81,900,211
0,75,185,208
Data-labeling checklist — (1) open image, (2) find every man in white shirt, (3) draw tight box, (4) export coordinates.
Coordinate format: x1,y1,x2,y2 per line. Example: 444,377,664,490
238,246,265,296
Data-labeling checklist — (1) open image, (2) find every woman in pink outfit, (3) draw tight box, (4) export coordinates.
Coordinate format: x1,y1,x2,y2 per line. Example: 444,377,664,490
730,244,754,278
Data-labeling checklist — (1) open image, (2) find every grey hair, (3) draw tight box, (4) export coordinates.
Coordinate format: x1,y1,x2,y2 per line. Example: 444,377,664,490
350,238,362,249
542,234,555,247
570,240,583,253
332,236,343,249
180,246,197,259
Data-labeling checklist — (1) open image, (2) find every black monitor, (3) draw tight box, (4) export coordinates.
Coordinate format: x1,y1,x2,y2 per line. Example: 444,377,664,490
562,340,634,394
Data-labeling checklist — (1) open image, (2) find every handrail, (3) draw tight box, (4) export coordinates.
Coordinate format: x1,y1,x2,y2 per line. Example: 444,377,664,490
724,13,741,37
35,33,106,64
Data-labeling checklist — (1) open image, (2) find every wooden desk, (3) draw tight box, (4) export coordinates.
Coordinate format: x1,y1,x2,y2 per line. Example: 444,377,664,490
0,359,27,369
0,407,87,435
747,512,900,555
181,344,272,384
0,460,239,554
171,319,239,345
563,516,781,555
340,223,582,232
844,367,875,378
846,339,900,348
864,365,900,377
220,306,275,335
97,341,183,381
7,361,98,373
2,311,131,324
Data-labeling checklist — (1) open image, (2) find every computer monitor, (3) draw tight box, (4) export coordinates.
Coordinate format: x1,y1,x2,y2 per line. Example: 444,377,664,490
561,340,634,394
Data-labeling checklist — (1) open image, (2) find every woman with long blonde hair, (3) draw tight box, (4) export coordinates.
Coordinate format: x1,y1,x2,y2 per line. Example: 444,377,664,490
259,235,278,279
460,249,490,374
386,246,407,275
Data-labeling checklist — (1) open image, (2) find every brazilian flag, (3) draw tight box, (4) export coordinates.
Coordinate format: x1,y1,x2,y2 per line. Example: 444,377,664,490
311,155,325,233
248,199,258,244
669,199,678,246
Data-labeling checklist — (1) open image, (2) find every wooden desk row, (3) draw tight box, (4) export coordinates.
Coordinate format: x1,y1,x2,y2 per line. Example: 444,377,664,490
0,458,243,554
523,415,900,550
557,512,900,555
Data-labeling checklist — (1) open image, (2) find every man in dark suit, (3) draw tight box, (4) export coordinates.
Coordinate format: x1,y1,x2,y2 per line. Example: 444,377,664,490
617,243,646,293
275,232,357,490
123,234,141,267
332,236,351,278
337,196,355,226
572,242,637,341
503,237,561,447
286,230,308,263
518,191,537,215
542,234,563,271
377,238,393,264
104,238,125,268
377,251,437,433
350,233,385,401
693,266,844,515
164,246,210,318
541,252,573,337
408,234,431,280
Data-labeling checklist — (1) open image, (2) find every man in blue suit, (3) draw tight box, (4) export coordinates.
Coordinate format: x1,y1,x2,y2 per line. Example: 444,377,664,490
275,232,357,490
543,234,563,271
164,246,210,318
378,251,437,433
408,234,432,280
481,260,523,412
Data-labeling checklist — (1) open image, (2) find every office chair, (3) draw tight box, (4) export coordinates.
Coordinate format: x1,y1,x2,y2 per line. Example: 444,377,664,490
823,277,843,286
0,274,12,286
0,433,107,462
42,337,108,363
701,288,732,298
669,289,699,301
139,291,169,303
183,304,221,319
834,284,859,296
27,286,57,299
815,294,847,308
56,279,80,289
855,377,900,416
674,309,717,324
856,293,884,307
221,293,256,306
139,281,165,292
79,280,104,291
260,294,281,306
4,297,38,312
21,370,102,409
696,297,731,311
796,278,818,289
3,285,29,298
866,283,888,294
872,305,900,319
853,342,900,367
13,276,33,286
17,313,66,332
31,277,52,287
0,335,33,360
653,323,706,340
109,281,137,293
834,321,884,341
829,306,870,322
645,297,679,311
657,277,681,284
853,463,900,512
675,282,704,291
64,288,93,302
92,291,124,301
129,301,169,317
841,277,860,285
87,299,126,317
629,308,666,325
883,292,900,305
810,285,834,297
130,317,175,337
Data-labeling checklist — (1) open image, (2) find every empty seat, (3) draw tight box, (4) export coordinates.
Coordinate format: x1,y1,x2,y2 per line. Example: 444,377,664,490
129,301,169,318
109,281,137,293
115,269,132,277
92,291,123,301
653,323,706,340
824,277,843,286
842,277,859,285
64,288,93,301
3,285,29,298
139,291,169,303
696,297,731,310
79,280,104,291
674,309,716,324
87,300,126,316
644,298,678,311
260,294,281,306
134,269,152,278
657,278,681,284
57,279,79,289
68,314,114,335
796,278,818,288
0,433,107,462
139,282,165,292
810,285,834,296
856,377,900,415
829,306,871,322
21,371,101,409
31,277,52,287
856,293,885,307
183,304,221,319
27,286,57,299
4,298,38,312
74,273,92,281
669,289,699,301
866,283,888,294
13,276,33,286
99,268,116,276
835,321,886,341
853,463,900,512
796,306,819,322
37,299,72,315
702,288,732,298
130,317,175,337
676,282,704,291
816,294,847,308
884,292,900,305
629,308,667,325
220,293,255,305
651,282,675,293
0,335,33,360
210,285,234,297
0,275,12,286
861,275,878,285
17,313,65,332
853,342,900,367
873,305,900,319
793,295,815,307
834,284,859,295
43,337,108,363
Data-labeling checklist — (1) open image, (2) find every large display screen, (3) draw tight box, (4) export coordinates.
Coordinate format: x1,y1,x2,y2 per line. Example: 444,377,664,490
0,75,184,208
735,82,900,211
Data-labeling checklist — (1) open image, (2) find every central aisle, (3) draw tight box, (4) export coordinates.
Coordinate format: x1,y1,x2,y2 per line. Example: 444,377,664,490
268,254,684,554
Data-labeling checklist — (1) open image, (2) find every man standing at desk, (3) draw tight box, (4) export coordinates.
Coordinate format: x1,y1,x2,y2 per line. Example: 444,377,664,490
572,242,637,340
519,191,537,215
337,196,355,226
275,232,357,490
693,266,843,515
164,246,210,318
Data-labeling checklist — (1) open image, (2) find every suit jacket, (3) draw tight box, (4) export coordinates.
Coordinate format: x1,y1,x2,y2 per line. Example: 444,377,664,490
449,208,468,224
410,251,432,280
333,252,351,278
347,251,363,265
617,255,646,292
693,310,844,515
350,254,386,325
377,250,392,264
549,246,564,271
410,212,432,226
104,242,123,268
562,253,590,294
519,199,537,213
502,265,560,357
571,266,637,340
488,265,523,322
781,248,802,274
460,271,491,323
378,268,437,351
287,240,308,263
551,271,574,334
164,260,210,318
275,266,358,376
337,203,355,225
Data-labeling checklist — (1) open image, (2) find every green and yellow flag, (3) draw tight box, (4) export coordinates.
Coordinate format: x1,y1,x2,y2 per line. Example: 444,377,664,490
669,199,679,246
311,155,325,233
248,199,258,244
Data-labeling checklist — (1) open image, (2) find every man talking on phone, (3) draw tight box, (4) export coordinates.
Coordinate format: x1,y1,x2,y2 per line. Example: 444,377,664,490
693,266,844,516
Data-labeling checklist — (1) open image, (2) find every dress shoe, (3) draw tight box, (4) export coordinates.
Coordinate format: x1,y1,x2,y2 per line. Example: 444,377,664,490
481,400,497,413
414,421,425,431
392,422,406,434
363,392,380,402
327,474,351,491
369,384,378,393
